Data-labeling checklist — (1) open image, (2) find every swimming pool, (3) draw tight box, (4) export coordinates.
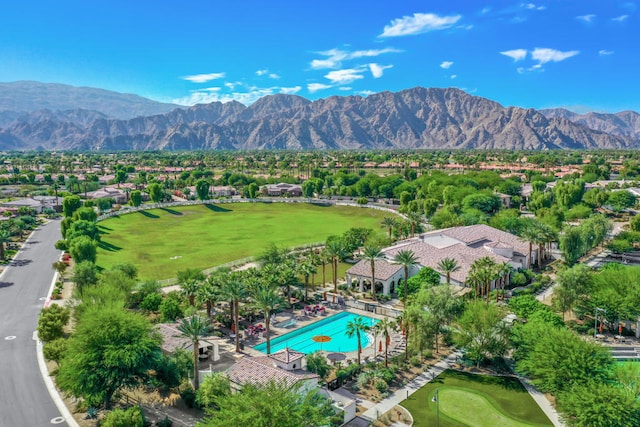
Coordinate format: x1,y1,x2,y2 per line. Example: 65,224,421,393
254,311,378,354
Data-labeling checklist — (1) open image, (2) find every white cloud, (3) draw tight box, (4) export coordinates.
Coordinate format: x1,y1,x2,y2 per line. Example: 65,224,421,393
368,63,393,78
576,14,596,22
268,73,280,79
440,61,454,69
279,86,301,94
379,13,462,37
522,3,545,10
225,81,241,90
357,90,375,97
173,87,276,106
338,87,352,91
450,75,457,79
612,14,629,22
307,83,332,93
256,69,268,76
202,87,221,92
310,47,401,70
599,49,614,56
181,72,226,83
531,48,579,64
500,49,527,62
325,68,366,84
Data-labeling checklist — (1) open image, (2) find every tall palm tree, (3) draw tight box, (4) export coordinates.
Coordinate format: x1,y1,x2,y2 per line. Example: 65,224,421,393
325,239,347,293
361,244,384,300
375,317,395,367
391,249,419,306
518,220,538,270
381,217,398,241
437,257,460,285
496,261,512,302
177,315,211,390
468,257,499,302
219,274,249,353
197,279,218,318
251,284,284,354
299,259,317,302
406,212,423,237
345,316,371,365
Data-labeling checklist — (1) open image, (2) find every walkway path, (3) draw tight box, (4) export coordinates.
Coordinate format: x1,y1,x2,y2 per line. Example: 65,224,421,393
360,350,462,422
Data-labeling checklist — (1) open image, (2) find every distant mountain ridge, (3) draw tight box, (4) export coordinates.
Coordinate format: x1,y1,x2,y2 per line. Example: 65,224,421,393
0,81,178,120
0,82,637,151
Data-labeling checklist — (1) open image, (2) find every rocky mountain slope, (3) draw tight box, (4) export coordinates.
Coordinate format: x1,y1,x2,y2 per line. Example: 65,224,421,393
0,85,636,151
541,108,640,141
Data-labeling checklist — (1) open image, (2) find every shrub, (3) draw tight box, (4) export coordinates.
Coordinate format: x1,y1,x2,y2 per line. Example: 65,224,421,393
101,406,145,427
139,293,163,312
180,387,199,409
373,378,388,393
410,356,422,367
156,417,173,427
37,304,70,342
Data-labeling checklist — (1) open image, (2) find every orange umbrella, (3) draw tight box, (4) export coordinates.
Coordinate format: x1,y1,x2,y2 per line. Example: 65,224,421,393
599,323,603,333
231,323,235,333
619,323,623,334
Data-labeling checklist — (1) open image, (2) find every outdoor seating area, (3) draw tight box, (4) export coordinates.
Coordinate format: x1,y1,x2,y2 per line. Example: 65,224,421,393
244,324,266,339
303,304,327,317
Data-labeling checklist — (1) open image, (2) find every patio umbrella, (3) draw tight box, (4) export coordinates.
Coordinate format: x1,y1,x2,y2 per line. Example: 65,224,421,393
599,323,603,333
619,323,623,334
327,352,346,364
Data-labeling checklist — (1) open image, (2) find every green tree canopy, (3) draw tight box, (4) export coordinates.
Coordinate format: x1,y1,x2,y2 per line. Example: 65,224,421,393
196,381,335,427
57,306,162,408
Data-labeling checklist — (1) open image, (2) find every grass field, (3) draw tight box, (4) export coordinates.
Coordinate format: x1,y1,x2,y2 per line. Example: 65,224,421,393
96,203,390,280
401,370,553,427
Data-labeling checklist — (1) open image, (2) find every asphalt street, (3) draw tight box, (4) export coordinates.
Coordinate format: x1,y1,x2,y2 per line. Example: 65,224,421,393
0,219,68,427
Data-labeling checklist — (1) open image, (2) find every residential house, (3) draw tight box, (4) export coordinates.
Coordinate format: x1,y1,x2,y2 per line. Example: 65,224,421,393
261,183,303,197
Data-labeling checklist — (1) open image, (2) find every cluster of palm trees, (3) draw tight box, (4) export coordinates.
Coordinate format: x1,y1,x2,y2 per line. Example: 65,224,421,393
518,218,557,270
380,214,424,241
345,315,397,368
466,257,512,302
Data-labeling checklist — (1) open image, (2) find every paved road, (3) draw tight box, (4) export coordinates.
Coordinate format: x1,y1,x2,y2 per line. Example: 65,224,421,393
0,219,68,427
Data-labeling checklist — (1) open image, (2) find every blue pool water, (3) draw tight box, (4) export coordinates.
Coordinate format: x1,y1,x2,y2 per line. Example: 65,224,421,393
254,311,378,354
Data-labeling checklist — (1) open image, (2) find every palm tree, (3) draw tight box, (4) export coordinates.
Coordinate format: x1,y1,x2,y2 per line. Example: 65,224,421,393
391,249,419,306
468,257,499,302
251,284,283,354
375,317,395,367
219,274,248,353
519,220,538,270
197,280,218,319
178,268,205,307
325,239,347,293
406,211,423,237
177,315,211,390
381,217,398,241
299,259,317,302
345,316,371,365
361,244,384,301
437,257,460,285
496,261,512,302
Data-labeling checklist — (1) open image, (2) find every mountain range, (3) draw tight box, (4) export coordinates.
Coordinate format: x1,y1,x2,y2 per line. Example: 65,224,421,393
0,81,638,151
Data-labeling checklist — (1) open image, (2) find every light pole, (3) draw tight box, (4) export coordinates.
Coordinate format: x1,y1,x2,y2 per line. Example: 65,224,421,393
594,307,606,337
432,388,440,427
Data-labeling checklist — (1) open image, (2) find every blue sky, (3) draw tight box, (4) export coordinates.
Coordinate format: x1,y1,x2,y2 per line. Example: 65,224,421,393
0,1,638,112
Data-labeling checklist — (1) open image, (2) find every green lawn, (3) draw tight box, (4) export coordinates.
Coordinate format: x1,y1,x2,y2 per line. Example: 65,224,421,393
401,370,553,427
97,203,389,281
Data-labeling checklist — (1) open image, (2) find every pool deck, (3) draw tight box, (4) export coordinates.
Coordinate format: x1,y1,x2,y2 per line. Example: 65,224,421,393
241,303,405,363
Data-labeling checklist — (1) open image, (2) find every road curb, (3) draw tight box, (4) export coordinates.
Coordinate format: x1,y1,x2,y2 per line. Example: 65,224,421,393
36,251,80,427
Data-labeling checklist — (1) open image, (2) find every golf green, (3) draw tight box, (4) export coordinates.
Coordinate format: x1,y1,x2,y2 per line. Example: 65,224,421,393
401,370,552,427
96,202,392,280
